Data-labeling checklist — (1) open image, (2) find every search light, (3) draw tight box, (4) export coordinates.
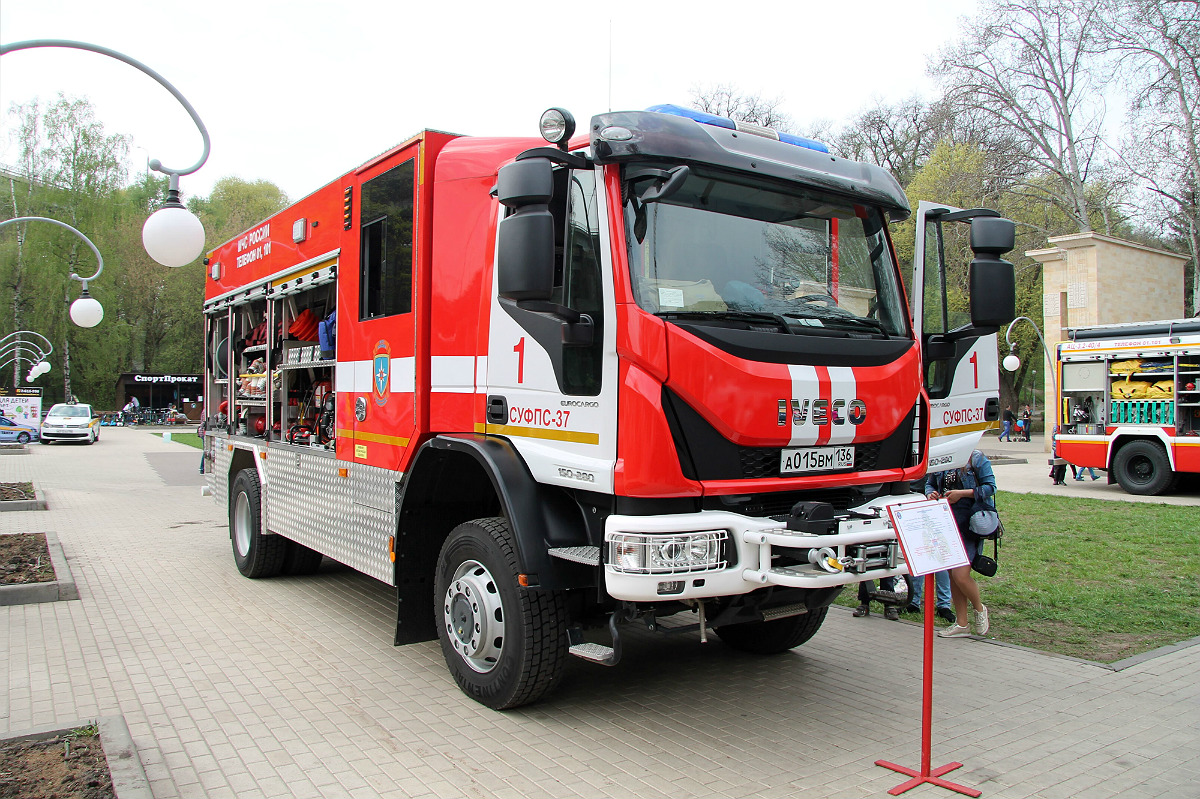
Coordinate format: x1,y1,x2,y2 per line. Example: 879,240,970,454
539,108,575,150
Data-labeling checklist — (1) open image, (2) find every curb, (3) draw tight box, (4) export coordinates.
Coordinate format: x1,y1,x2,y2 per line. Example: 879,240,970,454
0,445,30,455
0,531,79,605
0,716,152,799
98,715,154,799
0,488,48,512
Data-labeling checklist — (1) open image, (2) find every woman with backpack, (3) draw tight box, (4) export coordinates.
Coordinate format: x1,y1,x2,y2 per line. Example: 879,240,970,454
924,450,996,638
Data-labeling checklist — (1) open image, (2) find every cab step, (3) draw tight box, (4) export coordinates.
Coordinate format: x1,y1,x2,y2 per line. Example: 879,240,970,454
567,614,622,666
569,642,616,663
548,546,600,565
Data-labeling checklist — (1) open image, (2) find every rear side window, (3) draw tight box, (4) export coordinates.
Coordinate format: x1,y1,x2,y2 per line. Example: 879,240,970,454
360,159,415,319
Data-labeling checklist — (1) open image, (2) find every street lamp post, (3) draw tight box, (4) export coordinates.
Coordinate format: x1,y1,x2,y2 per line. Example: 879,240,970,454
0,39,210,267
1002,316,1057,443
0,217,105,327
0,331,54,387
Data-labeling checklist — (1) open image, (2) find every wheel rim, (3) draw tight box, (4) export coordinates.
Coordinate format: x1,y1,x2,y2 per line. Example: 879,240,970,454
17,433,28,443
443,559,504,673
233,491,253,557
1128,454,1154,486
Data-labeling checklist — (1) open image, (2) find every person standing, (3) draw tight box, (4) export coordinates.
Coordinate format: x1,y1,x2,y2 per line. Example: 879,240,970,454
999,405,1016,442
1019,404,1032,441
924,450,994,638
852,576,901,621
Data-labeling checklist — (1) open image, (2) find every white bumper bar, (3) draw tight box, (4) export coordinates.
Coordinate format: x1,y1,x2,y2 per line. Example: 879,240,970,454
603,495,917,603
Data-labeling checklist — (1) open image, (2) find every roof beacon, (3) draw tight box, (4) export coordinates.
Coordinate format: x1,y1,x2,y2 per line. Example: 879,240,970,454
646,103,829,154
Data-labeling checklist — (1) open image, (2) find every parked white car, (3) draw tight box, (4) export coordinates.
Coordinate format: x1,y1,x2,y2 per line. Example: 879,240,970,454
40,403,100,444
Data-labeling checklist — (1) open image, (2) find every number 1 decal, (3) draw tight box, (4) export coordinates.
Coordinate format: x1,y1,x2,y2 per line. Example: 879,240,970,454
514,337,525,383
969,351,979,388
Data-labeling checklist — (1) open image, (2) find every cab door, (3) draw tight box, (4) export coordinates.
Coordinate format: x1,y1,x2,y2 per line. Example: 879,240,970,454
910,201,1002,472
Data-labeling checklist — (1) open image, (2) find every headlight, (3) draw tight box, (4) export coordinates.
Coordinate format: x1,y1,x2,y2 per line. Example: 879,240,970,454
607,531,728,574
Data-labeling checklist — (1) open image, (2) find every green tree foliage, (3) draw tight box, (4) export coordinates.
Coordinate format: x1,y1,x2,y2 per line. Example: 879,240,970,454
1,97,287,408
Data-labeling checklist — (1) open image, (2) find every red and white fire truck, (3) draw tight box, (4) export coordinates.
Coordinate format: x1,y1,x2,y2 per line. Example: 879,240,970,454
1055,318,1200,494
201,105,1015,708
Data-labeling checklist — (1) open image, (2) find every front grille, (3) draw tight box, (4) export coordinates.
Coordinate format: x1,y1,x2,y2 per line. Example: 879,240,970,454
705,487,880,516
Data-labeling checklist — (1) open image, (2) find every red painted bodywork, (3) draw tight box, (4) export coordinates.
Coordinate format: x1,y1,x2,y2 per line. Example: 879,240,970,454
207,133,926,496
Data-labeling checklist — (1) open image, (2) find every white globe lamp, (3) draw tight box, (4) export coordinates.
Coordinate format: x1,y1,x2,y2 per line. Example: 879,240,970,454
143,204,206,267
1002,353,1021,372
70,293,104,328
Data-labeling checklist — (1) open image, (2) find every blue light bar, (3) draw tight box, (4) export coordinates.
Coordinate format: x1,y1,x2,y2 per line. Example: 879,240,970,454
647,103,829,154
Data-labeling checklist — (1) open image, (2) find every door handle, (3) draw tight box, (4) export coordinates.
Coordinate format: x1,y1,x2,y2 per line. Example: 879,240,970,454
487,395,508,425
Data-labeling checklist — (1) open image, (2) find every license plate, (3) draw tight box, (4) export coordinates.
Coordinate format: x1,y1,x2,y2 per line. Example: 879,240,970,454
780,446,854,474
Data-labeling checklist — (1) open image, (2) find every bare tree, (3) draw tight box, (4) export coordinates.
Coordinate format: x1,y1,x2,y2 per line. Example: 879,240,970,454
689,84,793,131
1097,0,1200,314
932,0,1108,232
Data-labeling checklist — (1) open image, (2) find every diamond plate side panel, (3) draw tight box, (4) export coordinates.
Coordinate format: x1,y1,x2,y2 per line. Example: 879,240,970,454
210,436,231,508
265,448,397,584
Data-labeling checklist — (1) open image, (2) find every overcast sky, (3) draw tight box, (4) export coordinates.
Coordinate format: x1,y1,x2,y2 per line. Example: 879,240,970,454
1,0,976,203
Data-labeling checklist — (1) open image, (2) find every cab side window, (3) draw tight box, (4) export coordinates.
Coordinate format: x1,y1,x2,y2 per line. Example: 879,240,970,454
360,159,415,319
554,169,603,395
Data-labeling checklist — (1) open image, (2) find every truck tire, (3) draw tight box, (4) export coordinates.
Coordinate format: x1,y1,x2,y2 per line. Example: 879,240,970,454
281,539,324,575
230,469,286,578
1113,440,1177,496
434,517,567,709
715,607,828,654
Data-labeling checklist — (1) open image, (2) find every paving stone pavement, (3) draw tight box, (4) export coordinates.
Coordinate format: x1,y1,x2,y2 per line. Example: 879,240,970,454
2,427,1198,798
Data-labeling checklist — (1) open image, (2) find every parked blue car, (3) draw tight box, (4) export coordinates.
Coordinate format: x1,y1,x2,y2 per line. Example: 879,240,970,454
0,415,40,443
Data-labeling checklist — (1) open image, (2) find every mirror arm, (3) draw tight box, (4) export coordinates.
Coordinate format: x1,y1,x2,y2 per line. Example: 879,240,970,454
515,147,592,170
515,300,595,346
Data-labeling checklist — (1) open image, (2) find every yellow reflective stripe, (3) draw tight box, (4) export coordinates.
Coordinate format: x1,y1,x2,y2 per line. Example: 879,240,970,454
271,258,337,287
336,428,410,447
930,421,997,438
474,422,600,445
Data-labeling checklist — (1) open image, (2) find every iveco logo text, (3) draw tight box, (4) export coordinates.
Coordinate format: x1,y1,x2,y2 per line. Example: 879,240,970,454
777,398,867,426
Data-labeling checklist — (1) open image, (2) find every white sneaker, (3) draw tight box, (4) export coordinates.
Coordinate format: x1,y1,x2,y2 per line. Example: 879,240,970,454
937,623,972,638
972,605,990,636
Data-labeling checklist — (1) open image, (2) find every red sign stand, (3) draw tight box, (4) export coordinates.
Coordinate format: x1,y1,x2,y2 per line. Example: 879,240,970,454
875,574,981,797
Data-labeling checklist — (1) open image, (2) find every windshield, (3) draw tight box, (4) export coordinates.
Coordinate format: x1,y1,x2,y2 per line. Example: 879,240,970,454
624,165,908,337
48,405,90,418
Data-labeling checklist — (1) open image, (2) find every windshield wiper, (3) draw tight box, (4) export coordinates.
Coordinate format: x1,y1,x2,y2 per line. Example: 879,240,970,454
782,310,889,337
656,310,793,332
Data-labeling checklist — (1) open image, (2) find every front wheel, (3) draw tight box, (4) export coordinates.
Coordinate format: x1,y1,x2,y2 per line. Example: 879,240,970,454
1113,440,1177,496
16,432,29,444
716,607,828,654
229,469,286,577
434,517,566,709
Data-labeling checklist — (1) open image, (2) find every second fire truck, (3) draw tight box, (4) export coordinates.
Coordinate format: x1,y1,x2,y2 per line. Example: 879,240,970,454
202,105,1015,708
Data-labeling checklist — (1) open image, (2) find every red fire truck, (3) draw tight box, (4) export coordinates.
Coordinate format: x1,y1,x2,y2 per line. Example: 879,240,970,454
1055,318,1200,494
201,105,1015,708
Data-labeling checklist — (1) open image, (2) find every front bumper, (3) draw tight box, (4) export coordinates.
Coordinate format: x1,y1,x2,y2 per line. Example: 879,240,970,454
603,495,916,602
40,427,91,440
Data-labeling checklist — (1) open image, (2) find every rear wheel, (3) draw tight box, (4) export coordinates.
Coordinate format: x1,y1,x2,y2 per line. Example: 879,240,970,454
281,539,324,575
434,517,566,709
716,607,828,654
230,469,286,577
1113,440,1177,496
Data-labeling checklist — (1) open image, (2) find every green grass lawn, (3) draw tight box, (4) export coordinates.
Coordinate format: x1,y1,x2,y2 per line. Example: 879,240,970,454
158,432,201,449
839,492,1200,662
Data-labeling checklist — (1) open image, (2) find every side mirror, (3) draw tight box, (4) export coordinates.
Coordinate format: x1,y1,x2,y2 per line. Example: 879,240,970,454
968,217,1016,328
496,159,556,301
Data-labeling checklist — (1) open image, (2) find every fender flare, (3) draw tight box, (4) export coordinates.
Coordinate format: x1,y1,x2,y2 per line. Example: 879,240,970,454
401,434,591,590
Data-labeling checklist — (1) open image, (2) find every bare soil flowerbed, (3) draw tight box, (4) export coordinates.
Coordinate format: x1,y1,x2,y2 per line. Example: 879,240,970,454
1,532,54,584
0,726,114,799
0,481,36,501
